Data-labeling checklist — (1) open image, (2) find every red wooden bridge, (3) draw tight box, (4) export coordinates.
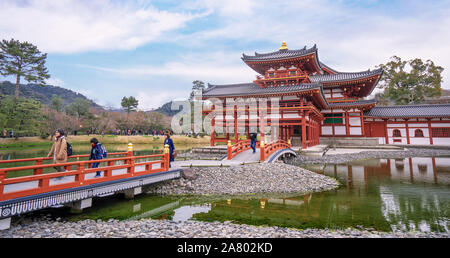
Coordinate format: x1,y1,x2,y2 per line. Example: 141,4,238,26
226,139,297,163
0,144,181,230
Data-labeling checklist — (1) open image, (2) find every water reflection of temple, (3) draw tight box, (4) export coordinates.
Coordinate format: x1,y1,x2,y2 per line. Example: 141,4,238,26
197,157,449,232
323,157,449,191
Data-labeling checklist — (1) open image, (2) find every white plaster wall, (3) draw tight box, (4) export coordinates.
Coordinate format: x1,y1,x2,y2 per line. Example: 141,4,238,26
410,138,431,145
350,127,362,135
378,137,386,144
408,123,428,127
431,123,450,127
333,93,344,97
387,124,406,128
282,96,299,100
283,113,300,118
325,94,331,98
433,138,450,145
332,89,343,93
322,126,332,135
335,126,346,135
349,117,361,126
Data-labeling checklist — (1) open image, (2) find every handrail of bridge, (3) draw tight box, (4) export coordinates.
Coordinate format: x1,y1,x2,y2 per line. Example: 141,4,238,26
0,148,170,202
260,139,291,161
227,140,260,160
0,152,129,165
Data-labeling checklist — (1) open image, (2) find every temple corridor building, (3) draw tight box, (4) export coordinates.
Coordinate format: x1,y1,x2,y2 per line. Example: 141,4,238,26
202,42,450,149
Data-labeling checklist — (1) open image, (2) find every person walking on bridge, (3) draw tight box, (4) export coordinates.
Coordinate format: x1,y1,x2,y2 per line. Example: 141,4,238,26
47,129,68,173
250,132,257,153
90,138,106,177
164,132,175,168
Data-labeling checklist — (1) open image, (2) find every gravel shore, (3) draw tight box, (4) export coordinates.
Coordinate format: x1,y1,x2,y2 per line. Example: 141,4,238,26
146,163,339,195
288,147,450,165
1,217,447,238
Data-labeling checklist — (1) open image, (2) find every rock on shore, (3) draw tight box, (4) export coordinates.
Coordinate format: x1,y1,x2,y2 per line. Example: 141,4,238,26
1,217,447,238
146,163,340,195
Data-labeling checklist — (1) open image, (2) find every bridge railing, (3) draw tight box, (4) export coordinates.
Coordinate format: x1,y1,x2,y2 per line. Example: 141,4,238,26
0,152,129,172
227,140,260,160
0,148,170,202
260,139,291,162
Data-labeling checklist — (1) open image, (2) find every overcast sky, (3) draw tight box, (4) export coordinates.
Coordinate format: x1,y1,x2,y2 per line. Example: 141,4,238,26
1,0,449,110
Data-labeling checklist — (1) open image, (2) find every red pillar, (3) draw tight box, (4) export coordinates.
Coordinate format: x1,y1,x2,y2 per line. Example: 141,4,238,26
210,115,215,146
345,109,350,136
384,119,389,144
405,119,410,145
234,105,238,143
301,111,307,149
428,119,433,145
360,110,365,136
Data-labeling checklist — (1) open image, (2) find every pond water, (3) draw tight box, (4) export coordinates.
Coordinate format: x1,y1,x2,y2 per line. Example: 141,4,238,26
1,147,449,233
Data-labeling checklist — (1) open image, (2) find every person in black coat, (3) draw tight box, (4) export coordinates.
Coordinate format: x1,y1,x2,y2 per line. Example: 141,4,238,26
250,132,257,153
164,133,175,168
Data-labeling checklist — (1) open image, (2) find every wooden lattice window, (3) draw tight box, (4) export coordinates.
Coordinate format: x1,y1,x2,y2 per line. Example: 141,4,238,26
393,129,401,137
431,127,450,137
414,129,424,137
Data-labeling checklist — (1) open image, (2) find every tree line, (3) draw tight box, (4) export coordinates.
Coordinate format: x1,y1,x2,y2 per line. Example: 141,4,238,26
0,94,168,138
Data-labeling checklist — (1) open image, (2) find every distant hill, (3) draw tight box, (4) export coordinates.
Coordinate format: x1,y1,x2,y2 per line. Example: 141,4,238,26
0,80,102,108
154,101,184,117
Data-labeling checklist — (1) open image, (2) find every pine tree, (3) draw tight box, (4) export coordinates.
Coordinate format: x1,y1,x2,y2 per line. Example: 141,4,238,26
0,38,50,99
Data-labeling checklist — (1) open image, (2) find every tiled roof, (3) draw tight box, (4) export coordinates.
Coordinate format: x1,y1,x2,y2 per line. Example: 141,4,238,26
328,99,377,108
203,82,322,97
319,62,340,74
241,45,316,62
310,68,383,83
364,104,450,118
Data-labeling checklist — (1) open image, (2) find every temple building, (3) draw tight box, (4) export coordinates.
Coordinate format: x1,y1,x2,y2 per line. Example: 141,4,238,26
202,42,450,148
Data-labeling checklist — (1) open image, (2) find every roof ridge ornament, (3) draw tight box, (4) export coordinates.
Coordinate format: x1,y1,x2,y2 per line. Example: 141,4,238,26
279,41,288,50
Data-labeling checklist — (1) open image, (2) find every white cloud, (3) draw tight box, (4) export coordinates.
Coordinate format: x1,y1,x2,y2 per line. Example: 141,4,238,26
0,0,204,53
46,77,65,87
136,90,189,110
172,0,450,89
79,51,255,84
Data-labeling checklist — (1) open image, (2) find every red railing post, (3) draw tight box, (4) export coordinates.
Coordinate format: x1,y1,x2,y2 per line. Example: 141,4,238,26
105,160,114,177
227,140,232,160
77,162,85,186
164,144,170,171
33,159,43,175
0,171,5,195
127,143,135,176
38,166,50,190
260,140,265,161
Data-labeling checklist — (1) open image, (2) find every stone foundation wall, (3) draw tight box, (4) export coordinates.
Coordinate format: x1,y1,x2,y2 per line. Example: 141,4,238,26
319,137,379,146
